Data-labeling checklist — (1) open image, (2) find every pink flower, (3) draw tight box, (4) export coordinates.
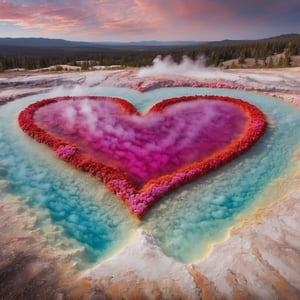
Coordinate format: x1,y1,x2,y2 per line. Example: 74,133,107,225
55,145,77,160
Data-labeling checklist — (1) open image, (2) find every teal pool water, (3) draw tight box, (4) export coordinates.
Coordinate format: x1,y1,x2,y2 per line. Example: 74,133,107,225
0,87,300,265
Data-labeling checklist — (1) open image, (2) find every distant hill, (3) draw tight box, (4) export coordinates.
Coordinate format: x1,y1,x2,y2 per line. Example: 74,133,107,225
0,37,204,47
0,34,298,48
204,34,300,47
259,33,300,43
124,40,204,46
0,37,93,47
205,39,250,46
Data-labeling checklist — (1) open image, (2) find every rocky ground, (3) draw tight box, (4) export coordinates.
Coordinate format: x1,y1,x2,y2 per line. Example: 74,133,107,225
0,67,299,299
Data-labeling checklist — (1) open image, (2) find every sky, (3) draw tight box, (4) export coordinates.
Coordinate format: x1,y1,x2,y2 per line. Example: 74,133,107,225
0,0,299,42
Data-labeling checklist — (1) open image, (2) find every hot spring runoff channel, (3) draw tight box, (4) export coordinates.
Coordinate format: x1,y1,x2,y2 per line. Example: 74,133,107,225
0,87,300,266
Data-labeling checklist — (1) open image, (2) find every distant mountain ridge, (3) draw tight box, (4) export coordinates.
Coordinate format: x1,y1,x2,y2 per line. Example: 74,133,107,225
205,34,300,46
0,38,93,47
0,37,204,47
0,34,299,47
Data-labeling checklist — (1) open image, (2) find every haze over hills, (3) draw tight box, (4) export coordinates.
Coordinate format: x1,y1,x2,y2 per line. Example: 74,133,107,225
0,38,92,47
0,34,299,48
0,37,205,47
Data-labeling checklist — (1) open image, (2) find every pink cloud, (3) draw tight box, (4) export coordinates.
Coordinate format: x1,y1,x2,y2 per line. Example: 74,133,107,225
0,0,161,38
0,0,299,41
103,19,156,34
0,1,89,32
0,1,24,19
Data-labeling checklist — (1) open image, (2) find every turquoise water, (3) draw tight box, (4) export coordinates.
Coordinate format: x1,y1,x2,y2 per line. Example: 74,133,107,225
0,87,300,265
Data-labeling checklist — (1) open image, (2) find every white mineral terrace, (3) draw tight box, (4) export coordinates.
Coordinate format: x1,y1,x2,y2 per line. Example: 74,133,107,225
0,67,300,299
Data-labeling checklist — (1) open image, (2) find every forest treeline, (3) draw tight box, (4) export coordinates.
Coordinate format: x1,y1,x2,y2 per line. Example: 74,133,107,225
0,34,299,71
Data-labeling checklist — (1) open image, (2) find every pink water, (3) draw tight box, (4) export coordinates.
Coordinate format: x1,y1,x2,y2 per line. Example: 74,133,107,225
34,97,247,189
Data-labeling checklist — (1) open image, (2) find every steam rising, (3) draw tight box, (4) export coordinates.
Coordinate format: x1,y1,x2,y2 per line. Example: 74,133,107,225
137,54,300,89
138,55,207,77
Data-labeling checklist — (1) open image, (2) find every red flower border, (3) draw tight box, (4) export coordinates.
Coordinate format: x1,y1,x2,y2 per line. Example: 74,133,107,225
18,95,266,218
130,79,246,93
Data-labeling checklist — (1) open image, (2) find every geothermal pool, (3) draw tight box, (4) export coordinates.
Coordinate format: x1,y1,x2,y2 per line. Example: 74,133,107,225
0,87,300,267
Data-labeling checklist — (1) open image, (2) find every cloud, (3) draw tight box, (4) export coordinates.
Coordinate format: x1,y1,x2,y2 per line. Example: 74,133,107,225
0,0,299,41
0,1,90,32
0,0,160,39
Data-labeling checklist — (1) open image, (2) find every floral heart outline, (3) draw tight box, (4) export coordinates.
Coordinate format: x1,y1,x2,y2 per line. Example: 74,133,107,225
18,95,266,218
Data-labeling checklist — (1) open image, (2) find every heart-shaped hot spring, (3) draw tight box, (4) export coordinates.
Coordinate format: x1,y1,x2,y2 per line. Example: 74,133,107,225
18,95,266,217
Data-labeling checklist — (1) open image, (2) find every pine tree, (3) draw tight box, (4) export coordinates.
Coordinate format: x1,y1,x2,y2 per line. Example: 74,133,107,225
283,49,292,67
277,56,284,67
267,57,274,68
238,50,246,65
81,61,89,71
